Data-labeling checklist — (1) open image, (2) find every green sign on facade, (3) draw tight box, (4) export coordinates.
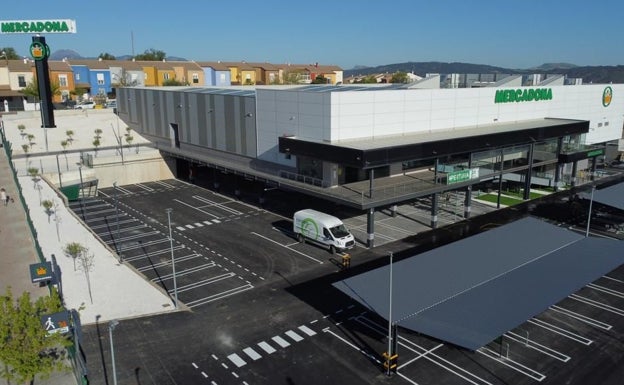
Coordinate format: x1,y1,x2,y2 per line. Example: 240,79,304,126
494,88,553,104
586,149,605,157
447,168,479,185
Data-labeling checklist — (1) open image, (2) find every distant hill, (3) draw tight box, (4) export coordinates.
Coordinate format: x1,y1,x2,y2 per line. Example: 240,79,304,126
345,62,624,84
49,49,187,62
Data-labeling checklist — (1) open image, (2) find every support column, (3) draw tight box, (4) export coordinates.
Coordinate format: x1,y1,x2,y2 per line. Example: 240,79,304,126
553,138,563,192
430,193,438,229
390,205,397,218
571,161,578,187
369,168,374,198
497,149,504,209
366,207,375,248
464,185,472,219
32,36,56,129
523,143,534,200
590,157,597,181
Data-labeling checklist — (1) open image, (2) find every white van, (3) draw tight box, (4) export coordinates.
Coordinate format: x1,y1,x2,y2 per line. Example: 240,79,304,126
293,209,355,253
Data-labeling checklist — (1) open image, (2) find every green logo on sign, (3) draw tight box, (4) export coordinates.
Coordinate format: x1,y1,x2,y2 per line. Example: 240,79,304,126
603,86,612,107
494,88,553,104
29,42,49,61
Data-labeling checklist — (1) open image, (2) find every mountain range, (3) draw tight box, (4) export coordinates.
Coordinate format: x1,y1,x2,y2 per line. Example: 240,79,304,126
49,49,624,84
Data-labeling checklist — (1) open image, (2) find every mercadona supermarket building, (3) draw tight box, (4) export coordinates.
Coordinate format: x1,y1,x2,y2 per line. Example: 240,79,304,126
117,82,623,246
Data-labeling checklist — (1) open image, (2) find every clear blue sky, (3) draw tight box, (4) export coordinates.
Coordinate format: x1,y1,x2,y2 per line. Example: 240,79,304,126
2,0,623,70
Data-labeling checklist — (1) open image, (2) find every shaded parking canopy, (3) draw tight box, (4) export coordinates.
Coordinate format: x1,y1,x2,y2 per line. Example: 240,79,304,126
333,217,624,351
587,181,624,211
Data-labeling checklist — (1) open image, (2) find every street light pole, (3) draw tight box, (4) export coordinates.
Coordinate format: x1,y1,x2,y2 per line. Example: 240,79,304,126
166,208,178,308
113,182,121,262
108,319,119,385
585,184,596,237
387,251,393,376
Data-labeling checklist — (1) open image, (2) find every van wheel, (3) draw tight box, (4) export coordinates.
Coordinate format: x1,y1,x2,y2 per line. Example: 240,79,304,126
329,245,336,254
297,233,304,243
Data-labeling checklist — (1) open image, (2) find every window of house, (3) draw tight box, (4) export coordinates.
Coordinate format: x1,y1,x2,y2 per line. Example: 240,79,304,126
163,73,170,81
18,75,26,87
97,73,104,85
58,75,68,87
75,74,80,81
192,73,199,84
219,73,226,82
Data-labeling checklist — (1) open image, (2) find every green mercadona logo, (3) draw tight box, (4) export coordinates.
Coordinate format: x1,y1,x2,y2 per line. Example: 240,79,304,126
494,88,553,104
29,42,49,61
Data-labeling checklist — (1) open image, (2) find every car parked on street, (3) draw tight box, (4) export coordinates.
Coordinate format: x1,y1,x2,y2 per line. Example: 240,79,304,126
74,101,95,109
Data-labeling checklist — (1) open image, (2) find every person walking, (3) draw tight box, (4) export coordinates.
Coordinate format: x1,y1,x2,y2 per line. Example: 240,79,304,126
0,188,6,206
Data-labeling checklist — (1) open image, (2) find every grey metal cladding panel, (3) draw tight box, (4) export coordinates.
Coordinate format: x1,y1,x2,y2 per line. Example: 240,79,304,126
245,97,257,157
225,97,239,153
402,237,624,351
196,94,208,146
594,182,624,210
332,217,584,322
189,94,199,144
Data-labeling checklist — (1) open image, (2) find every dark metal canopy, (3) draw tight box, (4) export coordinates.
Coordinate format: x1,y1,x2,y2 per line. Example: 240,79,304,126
333,216,624,351
280,118,589,169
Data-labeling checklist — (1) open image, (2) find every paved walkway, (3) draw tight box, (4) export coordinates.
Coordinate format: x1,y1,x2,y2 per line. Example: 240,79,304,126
1,110,178,385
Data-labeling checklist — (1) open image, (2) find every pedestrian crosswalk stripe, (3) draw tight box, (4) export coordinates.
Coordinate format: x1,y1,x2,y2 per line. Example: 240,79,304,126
257,341,276,354
176,226,186,231
271,335,290,348
285,330,303,342
298,325,317,336
227,353,246,368
243,347,261,361
203,221,212,225
185,224,194,229
194,222,204,227
212,219,221,223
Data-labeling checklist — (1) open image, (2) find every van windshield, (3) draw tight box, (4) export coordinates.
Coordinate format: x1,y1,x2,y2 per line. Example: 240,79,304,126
329,224,350,239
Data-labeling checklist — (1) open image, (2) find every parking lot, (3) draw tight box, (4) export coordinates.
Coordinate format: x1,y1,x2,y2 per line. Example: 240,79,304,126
76,177,624,385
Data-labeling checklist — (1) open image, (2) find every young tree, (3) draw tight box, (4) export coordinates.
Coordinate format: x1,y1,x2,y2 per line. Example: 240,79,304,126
77,248,95,304
0,47,20,60
92,138,101,157
63,242,85,271
19,79,61,100
390,71,409,84
65,130,74,143
17,124,26,139
0,287,70,385
94,128,102,139
27,167,40,188
60,140,69,170
42,199,54,223
27,133,35,148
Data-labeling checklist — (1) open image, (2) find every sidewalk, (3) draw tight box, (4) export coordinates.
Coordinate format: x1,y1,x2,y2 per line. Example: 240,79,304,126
1,110,178,385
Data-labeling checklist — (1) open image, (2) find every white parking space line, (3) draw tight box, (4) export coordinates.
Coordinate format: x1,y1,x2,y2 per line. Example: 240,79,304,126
550,305,612,330
153,180,176,189
251,232,323,264
285,330,303,342
569,293,624,316
298,325,317,336
135,183,155,192
528,318,593,345
172,272,235,292
173,198,220,219
477,347,545,382
115,186,133,195
243,347,262,361
257,341,276,354
186,284,253,308
227,353,246,368
271,336,290,348
505,332,570,362
193,195,243,216
588,282,624,299
603,275,624,284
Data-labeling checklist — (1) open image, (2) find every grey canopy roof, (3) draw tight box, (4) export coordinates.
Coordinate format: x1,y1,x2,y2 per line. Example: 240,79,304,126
333,216,624,350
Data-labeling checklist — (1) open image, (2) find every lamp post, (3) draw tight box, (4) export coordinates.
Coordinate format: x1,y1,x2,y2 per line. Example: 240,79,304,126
108,319,119,385
387,251,394,376
585,184,596,237
113,182,121,262
76,163,84,218
166,208,178,308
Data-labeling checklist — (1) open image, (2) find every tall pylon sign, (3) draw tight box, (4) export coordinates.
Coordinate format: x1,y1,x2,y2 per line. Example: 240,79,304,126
1,19,77,129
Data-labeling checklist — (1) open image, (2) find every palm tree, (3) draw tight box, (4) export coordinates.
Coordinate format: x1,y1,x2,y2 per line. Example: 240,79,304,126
42,199,54,223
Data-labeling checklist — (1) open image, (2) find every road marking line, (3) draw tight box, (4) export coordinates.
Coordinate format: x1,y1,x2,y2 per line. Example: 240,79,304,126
221,363,229,369
272,335,290,348
194,222,204,227
203,221,212,225
243,347,262,361
186,224,194,229
257,341,276,354
310,319,318,324
298,325,317,336
192,362,198,369
232,372,239,378
251,232,323,264
201,372,208,378
211,354,218,360
285,330,303,342
227,353,246,368
212,219,221,223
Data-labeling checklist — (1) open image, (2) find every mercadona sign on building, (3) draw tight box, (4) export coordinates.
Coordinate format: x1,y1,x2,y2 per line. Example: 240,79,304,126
0,19,77,34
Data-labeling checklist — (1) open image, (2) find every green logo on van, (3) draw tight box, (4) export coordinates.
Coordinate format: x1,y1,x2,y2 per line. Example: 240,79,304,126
301,218,319,238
